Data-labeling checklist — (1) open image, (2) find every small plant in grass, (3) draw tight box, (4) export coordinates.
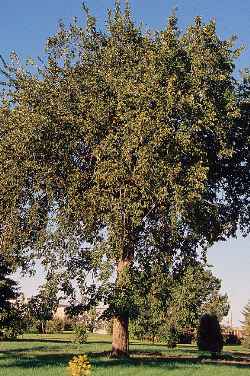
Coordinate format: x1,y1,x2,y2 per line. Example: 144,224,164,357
160,326,178,348
197,314,223,357
73,323,88,344
68,354,91,376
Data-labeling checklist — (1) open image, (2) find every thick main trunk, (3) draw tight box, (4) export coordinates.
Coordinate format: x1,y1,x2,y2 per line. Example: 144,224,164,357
112,314,129,356
111,258,131,356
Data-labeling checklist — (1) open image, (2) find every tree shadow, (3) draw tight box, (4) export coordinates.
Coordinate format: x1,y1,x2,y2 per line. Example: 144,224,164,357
224,351,250,358
87,340,112,344
1,338,250,373
0,346,49,355
0,352,75,369
1,348,250,371
15,337,71,344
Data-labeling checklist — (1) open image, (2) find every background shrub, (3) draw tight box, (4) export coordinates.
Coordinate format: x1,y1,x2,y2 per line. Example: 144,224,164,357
197,314,223,356
223,333,241,345
64,318,75,331
0,306,26,340
178,331,194,344
25,324,39,334
46,318,64,334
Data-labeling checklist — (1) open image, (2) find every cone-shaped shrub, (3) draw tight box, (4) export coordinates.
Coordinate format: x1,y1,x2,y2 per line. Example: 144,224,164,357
197,314,223,356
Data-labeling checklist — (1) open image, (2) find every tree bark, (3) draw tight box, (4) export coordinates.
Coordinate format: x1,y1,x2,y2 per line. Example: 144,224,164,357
112,314,129,356
111,258,131,356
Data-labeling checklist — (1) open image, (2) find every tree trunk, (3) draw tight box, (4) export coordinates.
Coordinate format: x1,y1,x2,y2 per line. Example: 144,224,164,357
111,258,131,356
41,321,45,334
112,314,129,356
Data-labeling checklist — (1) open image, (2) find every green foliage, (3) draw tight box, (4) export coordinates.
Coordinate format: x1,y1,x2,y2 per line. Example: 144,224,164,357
242,300,250,348
0,256,26,339
0,301,27,340
46,318,64,334
0,256,19,312
0,1,249,352
73,323,88,344
24,320,40,334
169,266,230,330
0,1,246,273
200,292,230,322
130,262,229,343
27,278,59,334
197,314,223,356
159,325,178,348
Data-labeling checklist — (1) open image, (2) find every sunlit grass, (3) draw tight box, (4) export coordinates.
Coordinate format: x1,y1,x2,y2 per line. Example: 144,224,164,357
0,333,249,375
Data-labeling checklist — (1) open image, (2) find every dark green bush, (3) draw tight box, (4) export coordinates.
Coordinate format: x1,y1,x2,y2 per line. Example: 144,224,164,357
0,305,26,340
178,331,194,344
197,314,223,356
223,333,241,345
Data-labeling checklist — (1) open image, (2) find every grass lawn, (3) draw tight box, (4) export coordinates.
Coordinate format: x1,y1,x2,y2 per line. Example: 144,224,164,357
0,333,249,375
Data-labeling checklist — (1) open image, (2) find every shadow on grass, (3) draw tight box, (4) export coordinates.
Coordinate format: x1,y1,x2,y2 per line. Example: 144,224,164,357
0,346,49,355
15,338,112,346
15,337,71,344
224,351,250,358
87,340,113,346
131,347,200,355
1,348,250,371
0,352,206,371
131,342,200,350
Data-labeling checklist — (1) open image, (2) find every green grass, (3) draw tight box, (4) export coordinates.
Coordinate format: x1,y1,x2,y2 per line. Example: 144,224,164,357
0,333,249,375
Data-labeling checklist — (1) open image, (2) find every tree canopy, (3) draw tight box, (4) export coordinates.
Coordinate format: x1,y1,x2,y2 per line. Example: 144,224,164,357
0,1,249,354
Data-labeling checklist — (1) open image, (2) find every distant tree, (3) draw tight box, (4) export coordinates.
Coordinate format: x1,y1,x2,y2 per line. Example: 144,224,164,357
83,308,98,333
242,300,250,349
130,262,229,343
0,255,25,339
0,255,18,311
197,314,223,357
1,300,26,340
27,278,59,334
129,262,171,343
169,266,229,331
201,291,229,321
0,2,249,355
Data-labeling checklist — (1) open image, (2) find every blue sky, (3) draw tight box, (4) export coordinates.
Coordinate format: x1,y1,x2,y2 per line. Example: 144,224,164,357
1,0,250,72
3,1,249,325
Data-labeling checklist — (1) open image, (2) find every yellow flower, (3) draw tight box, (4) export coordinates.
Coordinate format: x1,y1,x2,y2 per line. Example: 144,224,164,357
68,354,91,376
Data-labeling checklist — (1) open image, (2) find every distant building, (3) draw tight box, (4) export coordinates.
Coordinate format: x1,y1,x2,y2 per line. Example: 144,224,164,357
53,303,110,334
223,326,244,339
